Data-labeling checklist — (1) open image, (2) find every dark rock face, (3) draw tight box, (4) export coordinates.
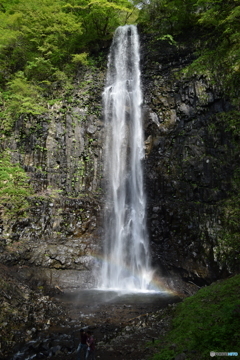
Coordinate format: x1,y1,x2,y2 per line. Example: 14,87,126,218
2,29,239,360
0,197,102,288
0,32,238,291
1,70,105,288
0,263,68,359
9,70,105,197
140,33,237,285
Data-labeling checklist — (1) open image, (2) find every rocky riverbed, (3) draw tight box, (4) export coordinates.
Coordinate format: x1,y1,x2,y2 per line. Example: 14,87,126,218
0,263,198,360
52,288,182,360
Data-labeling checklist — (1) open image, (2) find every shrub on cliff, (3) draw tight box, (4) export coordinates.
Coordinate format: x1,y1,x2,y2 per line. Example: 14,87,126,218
0,72,46,134
0,151,33,218
138,0,240,102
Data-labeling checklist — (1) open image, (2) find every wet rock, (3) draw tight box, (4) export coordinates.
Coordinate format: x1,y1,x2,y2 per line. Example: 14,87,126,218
0,264,70,359
87,125,97,134
140,31,237,284
175,353,187,360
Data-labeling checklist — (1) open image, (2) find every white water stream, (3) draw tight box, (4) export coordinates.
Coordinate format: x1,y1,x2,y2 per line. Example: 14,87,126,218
100,25,153,291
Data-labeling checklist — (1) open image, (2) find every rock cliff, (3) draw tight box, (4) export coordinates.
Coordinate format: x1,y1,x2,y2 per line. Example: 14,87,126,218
0,32,239,291
0,68,106,288
140,32,239,287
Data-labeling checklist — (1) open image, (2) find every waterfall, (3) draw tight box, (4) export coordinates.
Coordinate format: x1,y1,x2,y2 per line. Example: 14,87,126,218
100,25,152,291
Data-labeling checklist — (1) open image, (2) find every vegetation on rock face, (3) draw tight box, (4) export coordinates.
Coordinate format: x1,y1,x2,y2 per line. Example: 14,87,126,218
150,275,240,360
0,0,239,260
0,72,46,134
216,110,240,269
0,1,239,358
0,0,136,217
138,0,240,102
0,151,33,218
0,0,135,85
139,0,240,273
0,0,136,133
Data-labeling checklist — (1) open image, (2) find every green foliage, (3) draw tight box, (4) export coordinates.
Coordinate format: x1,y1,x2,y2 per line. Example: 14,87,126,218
0,72,46,134
219,110,240,137
25,58,57,82
72,52,90,66
138,0,197,35
151,275,240,360
157,34,176,45
214,111,240,267
0,0,136,133
212,111,240,268
0,0,83,76
139,0,240,101
0,151,33,217
186,0,240,100
0,0,135,87
63,0,136,45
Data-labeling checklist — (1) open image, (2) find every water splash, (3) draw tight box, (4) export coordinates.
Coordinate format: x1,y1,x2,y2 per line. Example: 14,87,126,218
100,25,153,291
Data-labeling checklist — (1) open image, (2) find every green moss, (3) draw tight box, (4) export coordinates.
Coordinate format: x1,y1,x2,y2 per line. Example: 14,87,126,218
218,171,240,267
151,275,240,360
215,110,240,267
0,150,33,217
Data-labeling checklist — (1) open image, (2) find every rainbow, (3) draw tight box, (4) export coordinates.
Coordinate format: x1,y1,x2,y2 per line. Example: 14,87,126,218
88,252,179,296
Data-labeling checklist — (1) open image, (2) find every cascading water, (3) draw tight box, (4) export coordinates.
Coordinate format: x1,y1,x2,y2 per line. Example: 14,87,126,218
100,25,153,291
